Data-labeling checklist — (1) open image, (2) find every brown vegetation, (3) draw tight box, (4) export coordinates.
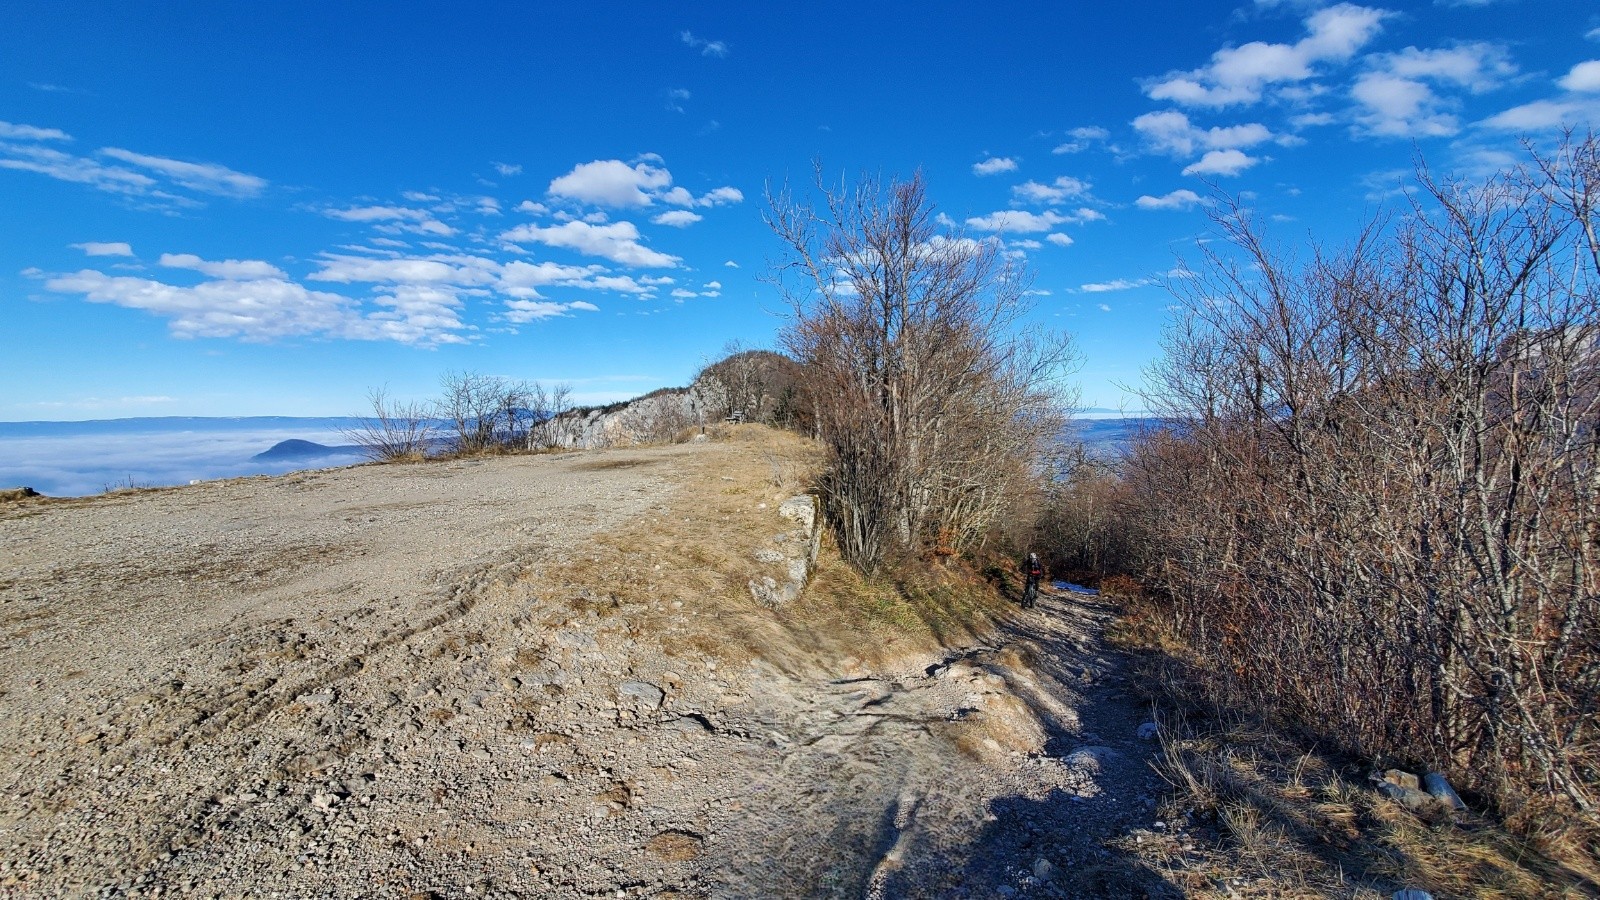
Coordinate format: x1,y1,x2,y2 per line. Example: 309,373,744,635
1099,136,1600,876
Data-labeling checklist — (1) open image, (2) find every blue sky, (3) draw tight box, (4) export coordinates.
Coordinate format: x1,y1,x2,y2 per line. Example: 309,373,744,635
2,1,1596,419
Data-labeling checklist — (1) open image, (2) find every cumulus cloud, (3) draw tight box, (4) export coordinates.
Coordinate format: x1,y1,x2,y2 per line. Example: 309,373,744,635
1183,149,1259,176
547,158,740,210
99,148,266,198
652,210,702,227
493,162,522,177
1133,110,1278,157
1046,233,1075,247
548,159,672,207
1351,72,1459,136
972,157,1019,176
71,241,132,257
1560,60,1600,93
1052,126,1109,154
1012,176,1091,204
41,268,472,344
160,253,286,281
1350,43,1516,137
965,210,1069,233
500,220,680,268
680,31,728,57
1136,189,1204,210
1145,3,1388,107
308,253,497,286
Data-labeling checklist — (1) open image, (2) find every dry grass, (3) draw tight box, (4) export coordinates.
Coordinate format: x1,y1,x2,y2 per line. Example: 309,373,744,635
1108,591,1600,899
510,424,1009,678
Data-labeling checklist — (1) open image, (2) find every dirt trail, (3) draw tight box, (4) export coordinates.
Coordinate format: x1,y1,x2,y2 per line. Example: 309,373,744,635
1,438,1174,898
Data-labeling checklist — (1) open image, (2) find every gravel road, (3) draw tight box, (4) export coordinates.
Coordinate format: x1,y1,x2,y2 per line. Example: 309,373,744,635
1,439,1177,898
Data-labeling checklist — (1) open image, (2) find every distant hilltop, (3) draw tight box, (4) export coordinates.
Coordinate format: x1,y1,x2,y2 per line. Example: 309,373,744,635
251,439,361,461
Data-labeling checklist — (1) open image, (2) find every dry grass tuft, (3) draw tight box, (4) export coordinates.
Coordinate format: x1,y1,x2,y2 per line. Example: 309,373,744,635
1111,587,1600,899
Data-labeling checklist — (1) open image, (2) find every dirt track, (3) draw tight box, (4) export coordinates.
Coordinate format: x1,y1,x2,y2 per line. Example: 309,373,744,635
0,438,1173,898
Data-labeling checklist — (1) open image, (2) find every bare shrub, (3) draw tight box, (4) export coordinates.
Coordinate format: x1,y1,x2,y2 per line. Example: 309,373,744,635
767,169,1078,573
1128,135,1600,832
344,386,435,461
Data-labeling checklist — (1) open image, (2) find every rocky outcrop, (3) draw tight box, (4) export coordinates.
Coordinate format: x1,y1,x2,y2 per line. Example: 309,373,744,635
554,382,728,450
748,494,822,607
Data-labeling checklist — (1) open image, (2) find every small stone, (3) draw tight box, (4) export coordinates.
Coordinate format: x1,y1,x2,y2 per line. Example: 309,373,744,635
1031,857,1056,882
1382,769,1421,792
1393,891,1435,900
1136,722,1159,740
619,680,664,708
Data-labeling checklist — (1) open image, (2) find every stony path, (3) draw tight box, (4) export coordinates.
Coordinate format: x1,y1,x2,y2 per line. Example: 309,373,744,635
1,442,1175,899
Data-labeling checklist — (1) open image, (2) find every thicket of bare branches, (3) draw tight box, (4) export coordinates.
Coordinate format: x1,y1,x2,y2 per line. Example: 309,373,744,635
435,371,573,454
768,170,1078,573
1127,136,1600,829
349,373,573,460
343,386,435,461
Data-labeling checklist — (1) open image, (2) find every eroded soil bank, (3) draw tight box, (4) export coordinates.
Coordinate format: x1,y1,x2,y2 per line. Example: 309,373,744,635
1,434,1173,898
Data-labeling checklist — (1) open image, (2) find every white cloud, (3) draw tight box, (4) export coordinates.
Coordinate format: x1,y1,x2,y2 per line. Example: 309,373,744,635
1560,60,1600,93
160,253,286,281
696,186,743,206
1378,43,1515,92
652,210,702,227
670,288,697,299
1482,97,1600,131
503,299,600,322
516,200,548,214
1351,72,1459,136
1012,176,1091,204
1052,126,1109,154
1145,3,1389,107
1589,27,1600,42
99,148,266,197
1183,149,1259,176
324,205,455,236
0,120,70,141
308,253,496,286
1081,278,1155,293
973,157,1018,176
1136,189,1203,210
965,210,1069,233
1347,43,1515,138
1098,303,1112,312
548,159,672,207
71,241,132,257
1132,110,1276,157
493,162,522,177
0,143,161,195
704,280,721,290
42,268,468,345
1046,233,1075,247
500,220,680,268
680,31,729,57
724,260,740,268
1010,239,1043,250
665,88,692,113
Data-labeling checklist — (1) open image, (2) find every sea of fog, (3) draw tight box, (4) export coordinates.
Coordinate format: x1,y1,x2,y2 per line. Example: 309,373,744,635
0,417,372,497
0,414,1155,499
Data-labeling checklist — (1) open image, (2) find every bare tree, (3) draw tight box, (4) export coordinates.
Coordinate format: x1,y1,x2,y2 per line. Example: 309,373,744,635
344,386,435,461
768,169,1078,572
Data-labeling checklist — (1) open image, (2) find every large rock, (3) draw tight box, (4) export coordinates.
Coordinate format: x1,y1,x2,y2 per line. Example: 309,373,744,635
748,494,822,608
